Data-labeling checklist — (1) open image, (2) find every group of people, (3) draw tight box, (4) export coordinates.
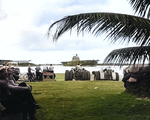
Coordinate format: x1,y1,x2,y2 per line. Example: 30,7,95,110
0,64,40,120
0,63,56,119
28,64,56,81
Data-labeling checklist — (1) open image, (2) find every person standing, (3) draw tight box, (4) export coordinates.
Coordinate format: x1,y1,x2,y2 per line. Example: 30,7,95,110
28,64,35,82
28,64,34,74
35,64,42,81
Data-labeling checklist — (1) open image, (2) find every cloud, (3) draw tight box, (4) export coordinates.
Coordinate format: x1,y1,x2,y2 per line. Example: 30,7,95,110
0,0,136,64
0,10,7,20
0,1,7,20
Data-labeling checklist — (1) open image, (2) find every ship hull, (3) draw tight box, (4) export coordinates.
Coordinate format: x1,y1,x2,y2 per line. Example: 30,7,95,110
61,60,98,66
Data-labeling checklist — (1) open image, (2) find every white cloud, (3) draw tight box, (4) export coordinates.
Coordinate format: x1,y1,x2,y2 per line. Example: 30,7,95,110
0,0,136,64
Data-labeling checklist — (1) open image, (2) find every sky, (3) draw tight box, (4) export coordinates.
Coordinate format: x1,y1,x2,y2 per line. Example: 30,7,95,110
0,0,137,64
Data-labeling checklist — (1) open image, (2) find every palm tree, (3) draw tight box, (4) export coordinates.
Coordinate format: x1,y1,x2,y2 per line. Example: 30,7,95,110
48,0,150,66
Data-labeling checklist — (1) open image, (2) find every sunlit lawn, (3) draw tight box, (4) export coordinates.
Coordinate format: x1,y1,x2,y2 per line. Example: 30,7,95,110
28,73,150,120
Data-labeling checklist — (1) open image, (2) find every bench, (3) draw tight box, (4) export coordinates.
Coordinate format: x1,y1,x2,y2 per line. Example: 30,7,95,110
43,72,54,81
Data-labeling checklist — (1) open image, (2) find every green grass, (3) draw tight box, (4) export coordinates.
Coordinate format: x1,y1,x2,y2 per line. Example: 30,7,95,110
27,74,150,120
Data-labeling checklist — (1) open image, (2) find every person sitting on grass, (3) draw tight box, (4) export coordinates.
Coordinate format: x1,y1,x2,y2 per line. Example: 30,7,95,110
122,64,150,88
0,66,41,120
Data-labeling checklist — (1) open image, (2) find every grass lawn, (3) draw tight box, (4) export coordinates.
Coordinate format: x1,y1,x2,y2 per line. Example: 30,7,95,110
28,74,150,120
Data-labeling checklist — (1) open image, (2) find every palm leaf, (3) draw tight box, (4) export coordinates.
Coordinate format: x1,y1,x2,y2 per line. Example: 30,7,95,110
147,7,150,19
129,0,150,18
104,46,150,65
48,13,150,46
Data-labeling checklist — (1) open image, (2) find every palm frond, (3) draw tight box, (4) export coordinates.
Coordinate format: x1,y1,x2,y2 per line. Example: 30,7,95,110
147,7,150,19
48,12,150,46
129,0,150,18
104,46,150,65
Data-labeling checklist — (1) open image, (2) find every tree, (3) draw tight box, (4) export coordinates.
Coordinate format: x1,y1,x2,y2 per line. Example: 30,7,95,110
48,0,150,66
